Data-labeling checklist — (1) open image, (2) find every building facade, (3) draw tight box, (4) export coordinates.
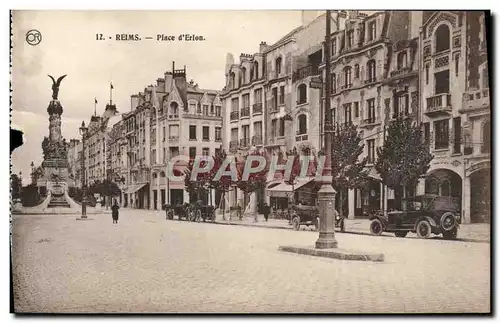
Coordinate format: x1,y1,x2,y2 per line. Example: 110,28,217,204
221,10,490,224
116,62,223,210
417,11,490,223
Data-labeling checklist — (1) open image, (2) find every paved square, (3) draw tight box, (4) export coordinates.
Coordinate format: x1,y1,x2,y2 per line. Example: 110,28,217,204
12,209,490,313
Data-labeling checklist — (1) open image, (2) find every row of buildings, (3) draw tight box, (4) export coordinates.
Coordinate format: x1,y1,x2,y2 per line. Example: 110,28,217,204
67,10,490,224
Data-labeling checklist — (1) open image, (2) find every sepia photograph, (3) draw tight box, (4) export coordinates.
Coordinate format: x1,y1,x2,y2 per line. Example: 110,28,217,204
9,8,491,314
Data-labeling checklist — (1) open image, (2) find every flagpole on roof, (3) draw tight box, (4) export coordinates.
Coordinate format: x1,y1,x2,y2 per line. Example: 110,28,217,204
94,97,97,116
110,82,114,105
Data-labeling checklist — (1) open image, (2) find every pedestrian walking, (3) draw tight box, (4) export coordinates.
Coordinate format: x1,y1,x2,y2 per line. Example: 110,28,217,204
263,202,270,222
111,199,120,224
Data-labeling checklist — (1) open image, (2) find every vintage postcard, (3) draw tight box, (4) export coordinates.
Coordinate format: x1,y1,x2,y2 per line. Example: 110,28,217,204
10,10,491,314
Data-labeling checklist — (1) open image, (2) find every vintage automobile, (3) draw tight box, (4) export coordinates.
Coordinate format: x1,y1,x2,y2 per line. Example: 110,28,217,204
290,204,345,232
369,194,461,240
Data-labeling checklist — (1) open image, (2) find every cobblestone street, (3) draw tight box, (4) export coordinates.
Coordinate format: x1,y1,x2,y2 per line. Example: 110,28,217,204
12,209,490,313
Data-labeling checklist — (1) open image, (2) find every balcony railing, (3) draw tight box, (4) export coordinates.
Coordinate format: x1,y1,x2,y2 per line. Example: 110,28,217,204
460,88,490,113
168,114,179,119
425,93,452,116
215,137,222,142
241,106,250,118
360,116,381,127
229,140,238,151
434,53,449,69
251,135,263,146
390,67,412,78
364,78,377,85
295,134,309,142
168,136,179,143
292,64,320,82
230,111,239,121
239,138,250,148
252,103,263,115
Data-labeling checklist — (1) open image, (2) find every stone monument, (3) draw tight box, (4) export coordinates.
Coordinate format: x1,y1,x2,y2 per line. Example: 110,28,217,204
37,74,75,207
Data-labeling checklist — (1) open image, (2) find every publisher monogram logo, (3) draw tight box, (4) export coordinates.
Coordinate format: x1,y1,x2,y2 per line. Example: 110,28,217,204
25,29,42,46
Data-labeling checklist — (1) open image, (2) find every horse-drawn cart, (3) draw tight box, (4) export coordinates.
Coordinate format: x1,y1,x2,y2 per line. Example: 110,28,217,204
164,203,189,221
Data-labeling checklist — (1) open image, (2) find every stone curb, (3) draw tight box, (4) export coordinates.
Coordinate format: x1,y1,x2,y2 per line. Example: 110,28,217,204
278,245,385,262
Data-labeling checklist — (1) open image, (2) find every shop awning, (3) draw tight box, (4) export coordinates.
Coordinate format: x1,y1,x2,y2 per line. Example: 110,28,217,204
267,177,314,198
124,183,148,194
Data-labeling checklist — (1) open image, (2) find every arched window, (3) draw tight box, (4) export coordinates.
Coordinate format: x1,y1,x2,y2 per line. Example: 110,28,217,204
170,101,178,115
367,60,376,82
354,64,360,79
297,114,307,135
482,121,490,153
275,57,282,76
173,169,182,177
241,67,246,85
152,172,158,179
435,24,450,53
160,171,166,178
344,66,352,87
254,61,259,79
297,84,307,104
397,51,408,69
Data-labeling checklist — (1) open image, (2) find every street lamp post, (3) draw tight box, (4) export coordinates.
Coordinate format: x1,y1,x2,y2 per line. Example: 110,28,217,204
79,121,88,219
315,10,338,249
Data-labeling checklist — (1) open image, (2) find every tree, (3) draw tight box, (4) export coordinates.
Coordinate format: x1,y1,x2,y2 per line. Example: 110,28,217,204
331,123,368,218
207,149,239,219
10,173,22,200
375,117,434,209
31,165,44,185
236,150,269,195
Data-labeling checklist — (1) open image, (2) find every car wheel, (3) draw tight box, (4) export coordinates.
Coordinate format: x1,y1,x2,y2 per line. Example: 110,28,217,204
442,228,458,240
292,217,300,231
314,217,319,231
440,212,456,232
416,220,432,239
370,219,384,236
395,231,408,238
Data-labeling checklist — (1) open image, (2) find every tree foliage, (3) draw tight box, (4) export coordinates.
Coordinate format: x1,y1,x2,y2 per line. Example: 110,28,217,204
236,150,269,193
331,123,368,190
183,158,211,200
10,173,22,199
375,118,434,198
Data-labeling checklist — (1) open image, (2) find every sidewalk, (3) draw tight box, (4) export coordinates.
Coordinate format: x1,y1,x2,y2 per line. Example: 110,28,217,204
214,215,490,243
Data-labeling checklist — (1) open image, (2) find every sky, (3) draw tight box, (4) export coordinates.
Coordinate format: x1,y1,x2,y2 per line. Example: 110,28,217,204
11,10,307,184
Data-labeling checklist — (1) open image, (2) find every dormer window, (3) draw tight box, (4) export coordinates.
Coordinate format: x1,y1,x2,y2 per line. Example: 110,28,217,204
344,66,352,87
230,72,236,90
241,67,246,85
331,38,337,56
347,30,354,48
397,51,408,70
368,21,376,41
275,57,282,77
254,61,259,79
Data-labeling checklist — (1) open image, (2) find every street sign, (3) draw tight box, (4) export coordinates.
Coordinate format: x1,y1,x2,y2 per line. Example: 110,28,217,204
310,81,323,89
310,76,323,89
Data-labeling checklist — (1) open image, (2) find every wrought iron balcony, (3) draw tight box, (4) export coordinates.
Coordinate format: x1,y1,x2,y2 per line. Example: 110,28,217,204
251,135,263,146
240,107,250,118
460,88,490,114
229,140,238,152
390,67,412,78
252,103,263,115
292,64,320,82
360,116,381,128
239,138,250,148
295,134,308,142
434,53,449,69
230,111,239,121
425,93,452,116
